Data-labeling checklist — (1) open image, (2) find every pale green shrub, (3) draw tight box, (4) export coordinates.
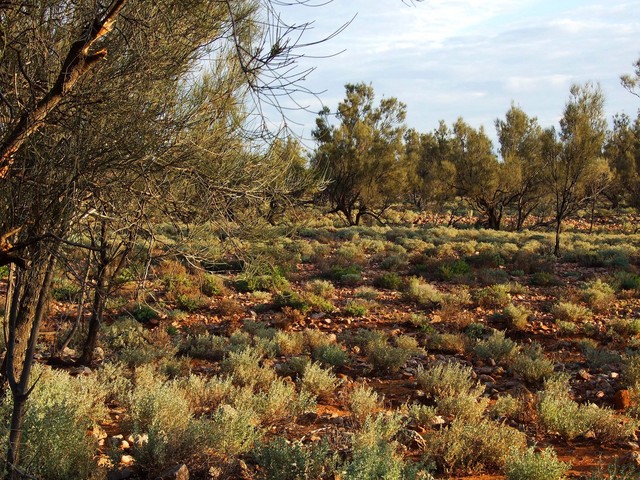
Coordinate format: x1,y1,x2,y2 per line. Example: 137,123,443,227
300,362,342,401
505,447,569,480
475,330,520,363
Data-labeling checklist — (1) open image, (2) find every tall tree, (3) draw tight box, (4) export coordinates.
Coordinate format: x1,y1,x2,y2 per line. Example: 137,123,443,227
547,82,607,256
311,83,407,225
495,105,548,230
450,118,511,229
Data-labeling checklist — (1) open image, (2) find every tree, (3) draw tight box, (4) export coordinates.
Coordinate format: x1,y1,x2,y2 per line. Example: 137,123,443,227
0,1,340,475
495,105,548,230
546,82,607,256
604,112,640,208
311,83,407,225
621,57,640,98
449,118,511,229
404,122,456,214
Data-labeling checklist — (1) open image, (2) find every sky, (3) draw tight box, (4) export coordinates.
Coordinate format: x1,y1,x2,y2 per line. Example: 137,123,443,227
265,0,640,149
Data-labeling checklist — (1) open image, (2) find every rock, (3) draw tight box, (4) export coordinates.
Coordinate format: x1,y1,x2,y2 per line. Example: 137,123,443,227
614,389,636,410
578,369,592,381
156,464,189,480
120,440,130,450
109,435,124,448
61,347,77,358
93,346,105,362
611,372,620,379
120,454,135,466
479,374,496,384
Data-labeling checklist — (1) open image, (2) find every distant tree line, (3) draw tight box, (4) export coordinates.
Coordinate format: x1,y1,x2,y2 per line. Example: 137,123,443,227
308,75,640,256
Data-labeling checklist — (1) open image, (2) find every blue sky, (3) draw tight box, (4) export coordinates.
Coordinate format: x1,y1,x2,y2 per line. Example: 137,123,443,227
267,0,640,148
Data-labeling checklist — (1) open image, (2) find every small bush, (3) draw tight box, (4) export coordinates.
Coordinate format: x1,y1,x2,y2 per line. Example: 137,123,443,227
416,362,482,399
349,385,381,424
355,286,379,300
530,272,561,287
374,272,403,290
199,272,225,296
405,277,443,308
129,303,159,323
474,284,512,309
273,290,309,312
551,301,592,323
426,418,527,474
501,303,530,331
175,291,209,312
511,343,555,383
366,338,417,373
312,343,348,369
614,271,640,292
300,362,342,401
475,330,519,363
306,279,336,298
428,332,467,354
581,279,615,312
505,447,569,480
252,438,339,480
344,299,371,317
437,259,472,281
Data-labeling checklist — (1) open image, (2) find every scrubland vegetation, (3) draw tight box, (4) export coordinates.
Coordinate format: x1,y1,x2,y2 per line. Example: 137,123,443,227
3,214,640,479
3,1,640,479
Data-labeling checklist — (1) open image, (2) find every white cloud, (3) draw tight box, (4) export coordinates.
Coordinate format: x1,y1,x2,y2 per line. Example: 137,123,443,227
267,0,640,143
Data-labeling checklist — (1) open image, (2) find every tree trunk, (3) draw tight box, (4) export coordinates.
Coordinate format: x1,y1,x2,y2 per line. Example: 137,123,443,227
80,223,109,365
4,253,56,479
554,219,562,257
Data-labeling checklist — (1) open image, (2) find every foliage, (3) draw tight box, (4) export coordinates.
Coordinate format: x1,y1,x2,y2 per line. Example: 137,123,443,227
505,447,569,480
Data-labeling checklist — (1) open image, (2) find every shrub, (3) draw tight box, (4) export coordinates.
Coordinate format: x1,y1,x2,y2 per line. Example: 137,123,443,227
428,333,467,354
437,259,472,281
489,394,520,420
501,303,530,331
51,278,81,301
405,277,443,308
511,343,555,383
355,286,379,300
312,343,348,369
551,301,592,322
475,330,520,363
129,303,159,323
416,362,482,399
199,272,225,296
306,279,336,298
366,336,420,373
175,291,209,312
474,284,512,309
349,385,381,424
179,332,228,360
426,418,527,474
530,271,561,286
505,447,569,480
581,279,615,312
614,271,640,292
477,268,510,285
252,438,339,480
0,365,107,480
344,299,371,317
275,331,305,356
300,362,342,401
580,340,622,370
624,354,640,387
374,272,403,290
222,347,276,389
273,290,309,312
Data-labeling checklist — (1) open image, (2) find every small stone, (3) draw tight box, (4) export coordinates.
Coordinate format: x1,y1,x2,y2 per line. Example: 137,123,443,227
578,369,591,381
596,390,606,398
109,435,124,447
611,372,620,379
62,347,77,357
120,454,135,466
156,464,189,480
120,440,130,450
93,346,105,362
